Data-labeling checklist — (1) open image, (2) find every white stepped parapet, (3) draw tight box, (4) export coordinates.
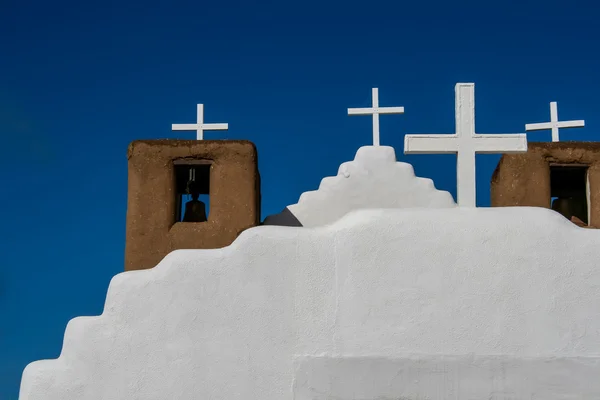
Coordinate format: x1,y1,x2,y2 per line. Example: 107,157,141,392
286,145,455,227
20,207,600,400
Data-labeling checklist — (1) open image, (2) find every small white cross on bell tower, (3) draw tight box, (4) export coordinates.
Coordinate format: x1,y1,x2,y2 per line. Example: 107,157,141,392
172,104,229,140
525,101,585,142
348,88,405,146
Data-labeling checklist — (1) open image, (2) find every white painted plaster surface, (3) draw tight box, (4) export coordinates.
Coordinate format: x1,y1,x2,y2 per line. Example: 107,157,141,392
172,103,228,140
20,207,600,400
294,355,600,399
526,101,585,142
404,83,528,207
348,88,405,146
287,145,455,227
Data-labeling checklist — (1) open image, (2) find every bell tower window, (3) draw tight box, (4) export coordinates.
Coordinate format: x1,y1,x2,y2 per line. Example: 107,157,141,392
174,159,212,223
550,164,589,226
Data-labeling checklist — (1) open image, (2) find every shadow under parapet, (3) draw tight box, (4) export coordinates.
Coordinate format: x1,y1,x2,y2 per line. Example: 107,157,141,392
262,207,303,227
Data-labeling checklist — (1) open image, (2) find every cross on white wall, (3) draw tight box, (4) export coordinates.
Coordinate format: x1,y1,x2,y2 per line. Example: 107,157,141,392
525,101,585,142
172,104,229,140
404,83,528,207
348,88,405,146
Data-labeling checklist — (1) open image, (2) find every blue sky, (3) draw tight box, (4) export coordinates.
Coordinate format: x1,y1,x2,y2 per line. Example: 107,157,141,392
1,0,598,397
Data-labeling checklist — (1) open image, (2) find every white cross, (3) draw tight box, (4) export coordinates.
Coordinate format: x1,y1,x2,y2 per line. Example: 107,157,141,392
525,101,585,142
348,88,405,146
404,83,528,207
172,104,229,140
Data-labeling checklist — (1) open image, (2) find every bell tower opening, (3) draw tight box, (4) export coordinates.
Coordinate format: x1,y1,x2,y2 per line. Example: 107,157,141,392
174,159,212,223
550,164,589,226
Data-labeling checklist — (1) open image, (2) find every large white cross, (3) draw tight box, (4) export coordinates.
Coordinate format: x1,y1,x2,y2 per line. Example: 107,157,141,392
348,88,404,146
172,104,228,140
525,101,585,142
404,83,528,207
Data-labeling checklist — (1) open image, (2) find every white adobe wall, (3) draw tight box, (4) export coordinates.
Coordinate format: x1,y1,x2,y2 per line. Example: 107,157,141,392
285,146,455,226
20,207,600,400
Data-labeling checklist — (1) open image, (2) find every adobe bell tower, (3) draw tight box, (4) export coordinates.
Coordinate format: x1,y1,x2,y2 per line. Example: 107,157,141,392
124,104,261,271
491,101,593,227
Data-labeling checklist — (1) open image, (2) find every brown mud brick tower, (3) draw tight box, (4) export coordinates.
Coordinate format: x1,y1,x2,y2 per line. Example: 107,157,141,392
125,140,261,271
491,142,600,228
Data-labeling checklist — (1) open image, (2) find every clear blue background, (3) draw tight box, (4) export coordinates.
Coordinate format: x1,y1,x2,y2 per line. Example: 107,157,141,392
1,0,598,397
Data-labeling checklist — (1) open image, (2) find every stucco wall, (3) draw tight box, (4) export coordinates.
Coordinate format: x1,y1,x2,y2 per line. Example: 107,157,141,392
20,207,600,400
280,145,456,227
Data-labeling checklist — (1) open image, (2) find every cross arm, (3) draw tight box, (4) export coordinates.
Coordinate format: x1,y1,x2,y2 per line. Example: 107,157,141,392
404,134,458,154
525,122,553,131
473,134,528,153
557,120,585,128
348,108,374,115
203,123,229,130
378,106,405,114
172,124,199,130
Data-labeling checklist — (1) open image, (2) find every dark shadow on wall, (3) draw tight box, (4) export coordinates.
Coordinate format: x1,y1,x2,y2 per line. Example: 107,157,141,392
262,207,303,227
